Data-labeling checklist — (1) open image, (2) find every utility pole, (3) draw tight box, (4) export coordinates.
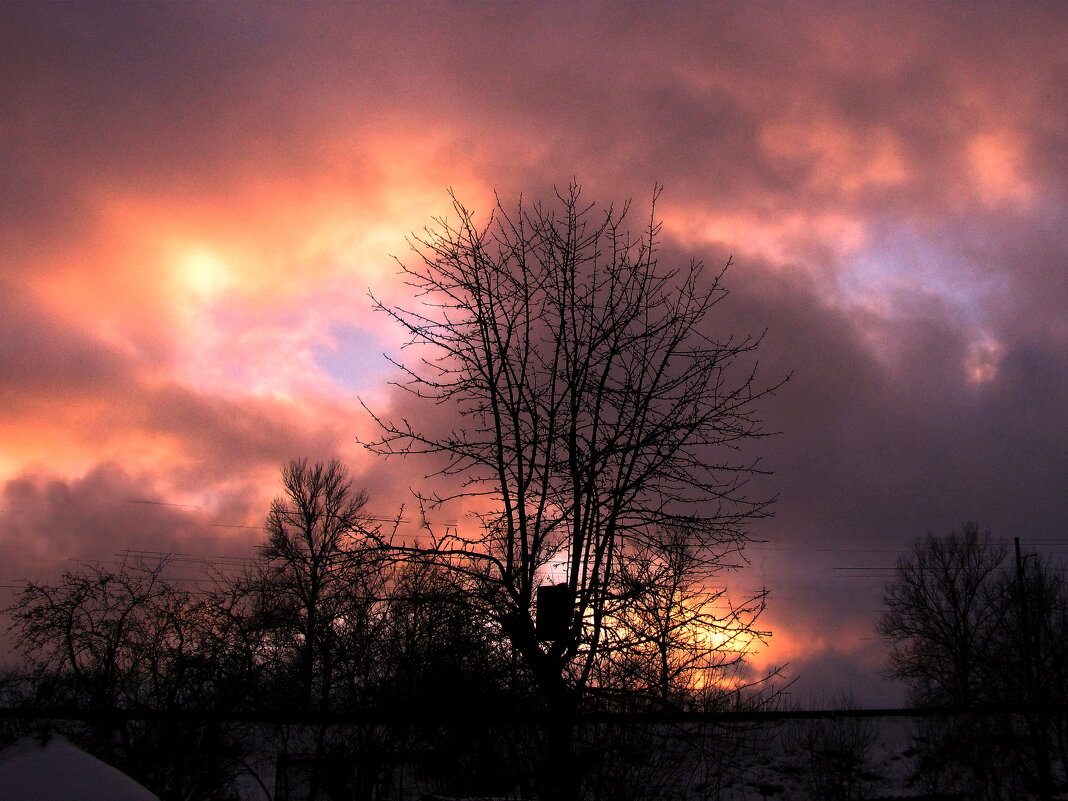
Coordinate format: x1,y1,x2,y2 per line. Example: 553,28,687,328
1015,536,1052,801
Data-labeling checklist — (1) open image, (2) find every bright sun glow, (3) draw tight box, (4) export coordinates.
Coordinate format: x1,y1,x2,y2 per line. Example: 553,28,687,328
175,247,234,299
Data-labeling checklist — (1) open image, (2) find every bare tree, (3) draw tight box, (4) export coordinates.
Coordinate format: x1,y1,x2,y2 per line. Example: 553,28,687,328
6,556,244,801
879,524,1068,800
379,557,511,712
255,458,386,712
997,547,1068,801
363,184,782,800
237,459,392,801
879,523,1009,709
592,527,770,712
8,555,195,709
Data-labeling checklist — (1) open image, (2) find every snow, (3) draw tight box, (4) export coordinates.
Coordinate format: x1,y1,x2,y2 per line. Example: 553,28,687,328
0,732,160,801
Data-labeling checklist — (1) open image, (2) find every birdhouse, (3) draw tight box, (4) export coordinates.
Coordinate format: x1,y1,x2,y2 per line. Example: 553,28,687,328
536,583,572,641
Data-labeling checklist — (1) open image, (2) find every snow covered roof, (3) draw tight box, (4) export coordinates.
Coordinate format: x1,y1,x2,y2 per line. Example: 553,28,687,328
0,732,161,801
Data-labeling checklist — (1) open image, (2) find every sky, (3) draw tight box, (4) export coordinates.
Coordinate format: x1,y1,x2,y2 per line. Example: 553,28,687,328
2,2,1067,706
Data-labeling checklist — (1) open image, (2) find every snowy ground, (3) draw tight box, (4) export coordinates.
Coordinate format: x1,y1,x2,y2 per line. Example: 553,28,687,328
0,716,1004,801
0,732,161,801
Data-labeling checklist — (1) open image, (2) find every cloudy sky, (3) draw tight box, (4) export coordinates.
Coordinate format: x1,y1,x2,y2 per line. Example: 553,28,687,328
3,2,1066,704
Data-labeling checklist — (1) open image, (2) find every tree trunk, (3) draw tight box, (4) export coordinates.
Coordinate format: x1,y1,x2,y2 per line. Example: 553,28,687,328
541,690,579,801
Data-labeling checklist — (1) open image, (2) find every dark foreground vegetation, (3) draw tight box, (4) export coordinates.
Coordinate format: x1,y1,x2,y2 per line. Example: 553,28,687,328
0,461,777,801
4,495,1068,801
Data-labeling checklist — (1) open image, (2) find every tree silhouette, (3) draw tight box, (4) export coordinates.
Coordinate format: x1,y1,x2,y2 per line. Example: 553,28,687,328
255,458,386,712
880,523,1068,800
363,184,782,800
879,523,1008,709
591,528,771,712
249,459,391,801
6,556,244,800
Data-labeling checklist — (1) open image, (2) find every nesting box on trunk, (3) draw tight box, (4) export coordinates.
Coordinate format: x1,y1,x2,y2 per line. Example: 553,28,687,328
536,583,573,641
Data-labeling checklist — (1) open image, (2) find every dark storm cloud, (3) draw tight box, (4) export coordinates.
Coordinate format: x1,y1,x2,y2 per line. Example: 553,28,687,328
729,268,1068,544
713,247,1068,697
0,463,253,581
6,3,1065,225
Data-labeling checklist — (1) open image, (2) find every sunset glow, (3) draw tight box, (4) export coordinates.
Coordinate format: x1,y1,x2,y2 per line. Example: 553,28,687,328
3,2,1066,704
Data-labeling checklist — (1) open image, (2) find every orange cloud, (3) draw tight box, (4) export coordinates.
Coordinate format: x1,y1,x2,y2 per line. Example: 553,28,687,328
760,117,909,196
965,129,1033,208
